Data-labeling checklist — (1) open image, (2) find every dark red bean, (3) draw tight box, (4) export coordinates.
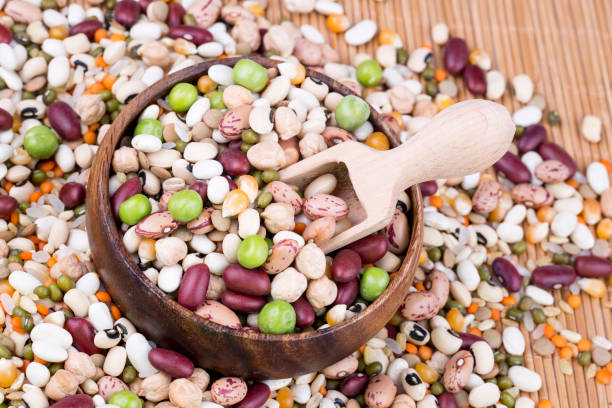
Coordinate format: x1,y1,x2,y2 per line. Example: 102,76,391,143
385,323,397,339
340,373,369,397
530,265,576,289
257,28,268,54
538,142,576,178
178,264,210,310
48,101,81,141
59,182,86,209
332,249,362,283
50,394,94,408
148,348,194,378
168,25,213,46
221,290,266,313
0,24,12,44
167,2,185,27
138,0,154,11
438,392,459,408
493,151,531,184
0,107,13,131
225,176,238,191
459,332,484,350
419,180,438,197
517,125,546,154
0,196,17,217
228,140,243,150
236,383,271,408
69,20,103,41
114,0,141,27
189,181,207,202
444,37,468,75
218,149,250,176
222,264,270,296
574,255,612,278
491,257,522,292
65,317,102,355
334,279,359,306
291,295,315,328
463,64,486,95
346,234,387,264
111,178,142,220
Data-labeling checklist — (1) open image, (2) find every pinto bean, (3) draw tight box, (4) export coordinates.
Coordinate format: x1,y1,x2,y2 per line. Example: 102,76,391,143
530,265,576,289
510,184,552,208
464,65,486,95
346,234,388,264
493,152,531,184
574,255,612,278
491,257,522,292
218,149,250,176
340,373,369,397
222,264,270,296
236,383,271,408
148,348,194,378
111,178,142,220
517,125,546,153
0,108,13,131
444,37,468,75
221,290,266,313
114,0,141,27
167,2,185,27
538,141,577,177
178,264,210,310
69,20,103,41
48,101,81,141
332,249,362,283
49,395,94,408
334,279,359,306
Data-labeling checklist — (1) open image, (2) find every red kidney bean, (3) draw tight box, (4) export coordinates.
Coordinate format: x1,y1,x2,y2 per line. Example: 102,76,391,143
168,25,213,46
332,249,362,283
218,149,250,176
178,264,210,310
419,180,438,197
291,296,315,328
530,265,576,289
148,348,194,378
69,20,103,41
340,373,369,397
50,394,94,408
138,0,153,11
493,151,531,184
444,37,468,75
334,279,359,306
438,392,459,408
517,125,546,153
491,257,522,292
538,142,576,177
385,323,398,339
111,178,142,220
574,255,612,278
228,140,243,150
189,181,207,202
167,2,185,27
222,264,270,296
225,175,238,191
0,107,12,131
346,234,387,264
59,182,86,209
236,383,271,408
48,101,81,141
257,28,268,54
65,317,102,355
459,332,484,350
463,64,486,95
0,24,12,44
114,0,141,27
0,196,17,217
221,290,266,313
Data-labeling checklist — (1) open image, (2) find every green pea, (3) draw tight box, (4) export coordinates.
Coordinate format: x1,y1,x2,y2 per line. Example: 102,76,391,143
7,253,22,265
22,343,33,360
365,361,382,376
500,391,515,407
547,110,560,125
360,267,390,302
396,48,408,65
168,190,203,222
498,361,509,376
510,240,526,255
478,264,491,281
57,274,75,292
552,252,571,265
24,125,59,159
518,296,533,311
99,89,113,102
241,129,259,145
168,83,198,112
506,308,523,322
355,59,383,87
106,98,120,112
108,390,143,408
175,139,187,153
119,194,151,225
256,191,273,208
425,80,438,96
252,171,264,187
100,114,110,125
49,363,63,375
122,365,138,383
485,378,497,385
232,59,269,93
134,119,163,141
264,238,274,250
111,110,120,121
578,351,591,366
430,382,444,396
237,235,269,269
21,314,34,332
91,46,104,57
12,306,26,317
261,169,279,183
182,13,196,26
0,345,12,359
427,247,441,262
422,67,435,80
48,283,63,302
531,308,547,324
355,395,366,407
0,77,6,90
258,300,296,334
335,95,370,132
41,0,56,9
31,169,47,184
497,375,513,390
506,354,524,366
208,90,226,109
445,300,466,315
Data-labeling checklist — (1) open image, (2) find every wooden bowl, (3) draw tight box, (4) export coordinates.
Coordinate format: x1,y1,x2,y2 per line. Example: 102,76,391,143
86,57,424,379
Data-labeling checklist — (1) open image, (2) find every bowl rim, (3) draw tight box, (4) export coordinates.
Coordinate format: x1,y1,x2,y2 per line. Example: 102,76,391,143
88,56,424,345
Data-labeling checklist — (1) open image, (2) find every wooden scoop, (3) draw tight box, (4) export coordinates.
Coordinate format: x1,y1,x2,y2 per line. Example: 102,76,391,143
280,99,515,254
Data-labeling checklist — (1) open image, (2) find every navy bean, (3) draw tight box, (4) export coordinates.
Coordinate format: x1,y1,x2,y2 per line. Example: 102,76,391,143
574,255,612,278
332,249,362,283
236,383,271,408
0,24,12,44
221,290,266,313
444,37,468,75
493,151,531,184
167,2,185,27
168,25,213,46
48,101,81,141
334,279,359,306
346,234,387,264
291,296,315,328
111,177,142,220
148,348,194,378
340,373,369,397
538,142,576,177
463,64,486,95
530,265,576,289
459,332,484,350
491,257,522,292
178,264,210,310
517,125,546,153
65,317,102,355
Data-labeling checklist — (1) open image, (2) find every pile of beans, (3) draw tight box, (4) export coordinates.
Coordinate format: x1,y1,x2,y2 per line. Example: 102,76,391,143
0,0,610,407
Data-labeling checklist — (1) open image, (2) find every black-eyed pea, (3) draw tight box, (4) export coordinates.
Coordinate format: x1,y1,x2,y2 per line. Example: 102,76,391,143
295,242,326,279
140,170,161,196
306,275,337,309
299,133,328,158
400,369,426,402
206,275,226,301
365,374,397,408
430,327,462,356
135,211,179,239
383,208,410,254
219,105,253,140
264,181,302,214
322,354,358,379
386,358,409,385
302,216,336,245
261,239,299,275
399,321,430,346
249,106,274,134
304,174,337,199
194,300,241,329
303,194,349,220
301,77,329,101
171,159,196,185
442,350,474,392
322,126,355,146
247,141,287,170
449,281,472,308
470,341,494,375
261,203,295,234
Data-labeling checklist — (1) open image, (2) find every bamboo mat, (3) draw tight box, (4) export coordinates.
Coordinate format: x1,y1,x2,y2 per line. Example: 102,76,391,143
262,0,612,406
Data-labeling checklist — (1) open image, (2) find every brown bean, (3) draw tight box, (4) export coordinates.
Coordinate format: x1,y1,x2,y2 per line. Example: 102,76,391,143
236,383,271,408
59,182,86,209
530,265,576,289
383,208,410,254
517,125,546,153
463,64,486,95
69,20,103,41
148,348,194,378
0,196,17,218
574,255,612,278
48,101,81,141
168,25,213,45
221,290,266,313
419,180,438,196
0,107,13,131
49,395,94,408
340,373,369,397
346,234,388,264
65,318,102,355
334,278,359,306
291,295,315,328
491,257,521,292
111,178,142,220
0,24,12,44
218,149,250,176
438,392,459,408
493,151,531,184
444,37,468,75
222,264,270,296
114,0,141,27
538,142,576,177
167,2,185,27
534,160,570,183
138,0,153,11
332,249,361,283
178,264,210,310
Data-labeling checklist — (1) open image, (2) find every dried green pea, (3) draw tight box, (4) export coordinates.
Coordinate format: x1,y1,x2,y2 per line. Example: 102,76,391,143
500,391,515,407
0,345,12,359
514,125,525,139
262,170,280,183
430,382,444,396
506,355,524,366
506,308,523,322
48,283,63,302
547,110,560,125
365,361,382,376
531,308,547,324
518,295,534,311
57,274,75,292
122,365,138,383
257,191,273,209
494,351,507,363
12,306,26,318
425,80,438,97
175,139,186,153
240,143,252,154
49,363,63,375
21,314,34,332
553,252,571,265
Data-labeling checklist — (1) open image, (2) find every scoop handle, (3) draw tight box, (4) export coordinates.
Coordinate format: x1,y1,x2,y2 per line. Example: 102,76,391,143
382,99,515,191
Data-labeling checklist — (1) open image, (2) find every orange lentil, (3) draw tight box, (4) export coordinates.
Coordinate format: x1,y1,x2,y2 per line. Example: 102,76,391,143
365,132,390,150
536,205,556,223
359,344,367,354
10,212,18,225
566,179,579,189
19,252,32,261
94,28,108,43
576,215,586,224
103,75,117,90
405,343,418,354
43,278,55,286
96,291,112,303
462,215,469,226
468,327,482,337
27,235,40,244
0,280,13,295
559,346,573,359
293,222,306,235
83,131,96,145
36,304,49,316
536,401,553,408
434,69,447,82
110,305,122,320
95,55,107,67
29,191,42,203
577,339,591,352
551,335,567,348
596,369,611,385
217,54,227,59
422,44,433,50
37,241,46,251
490,308,500,321
429,195,444,208
600,159,612,172
418,346,433,361
11,317,25,334
567,294,581,309
39,161,55,172
40,181,54,194
501,295,516,306
467,302,479,314
47,257,58,268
